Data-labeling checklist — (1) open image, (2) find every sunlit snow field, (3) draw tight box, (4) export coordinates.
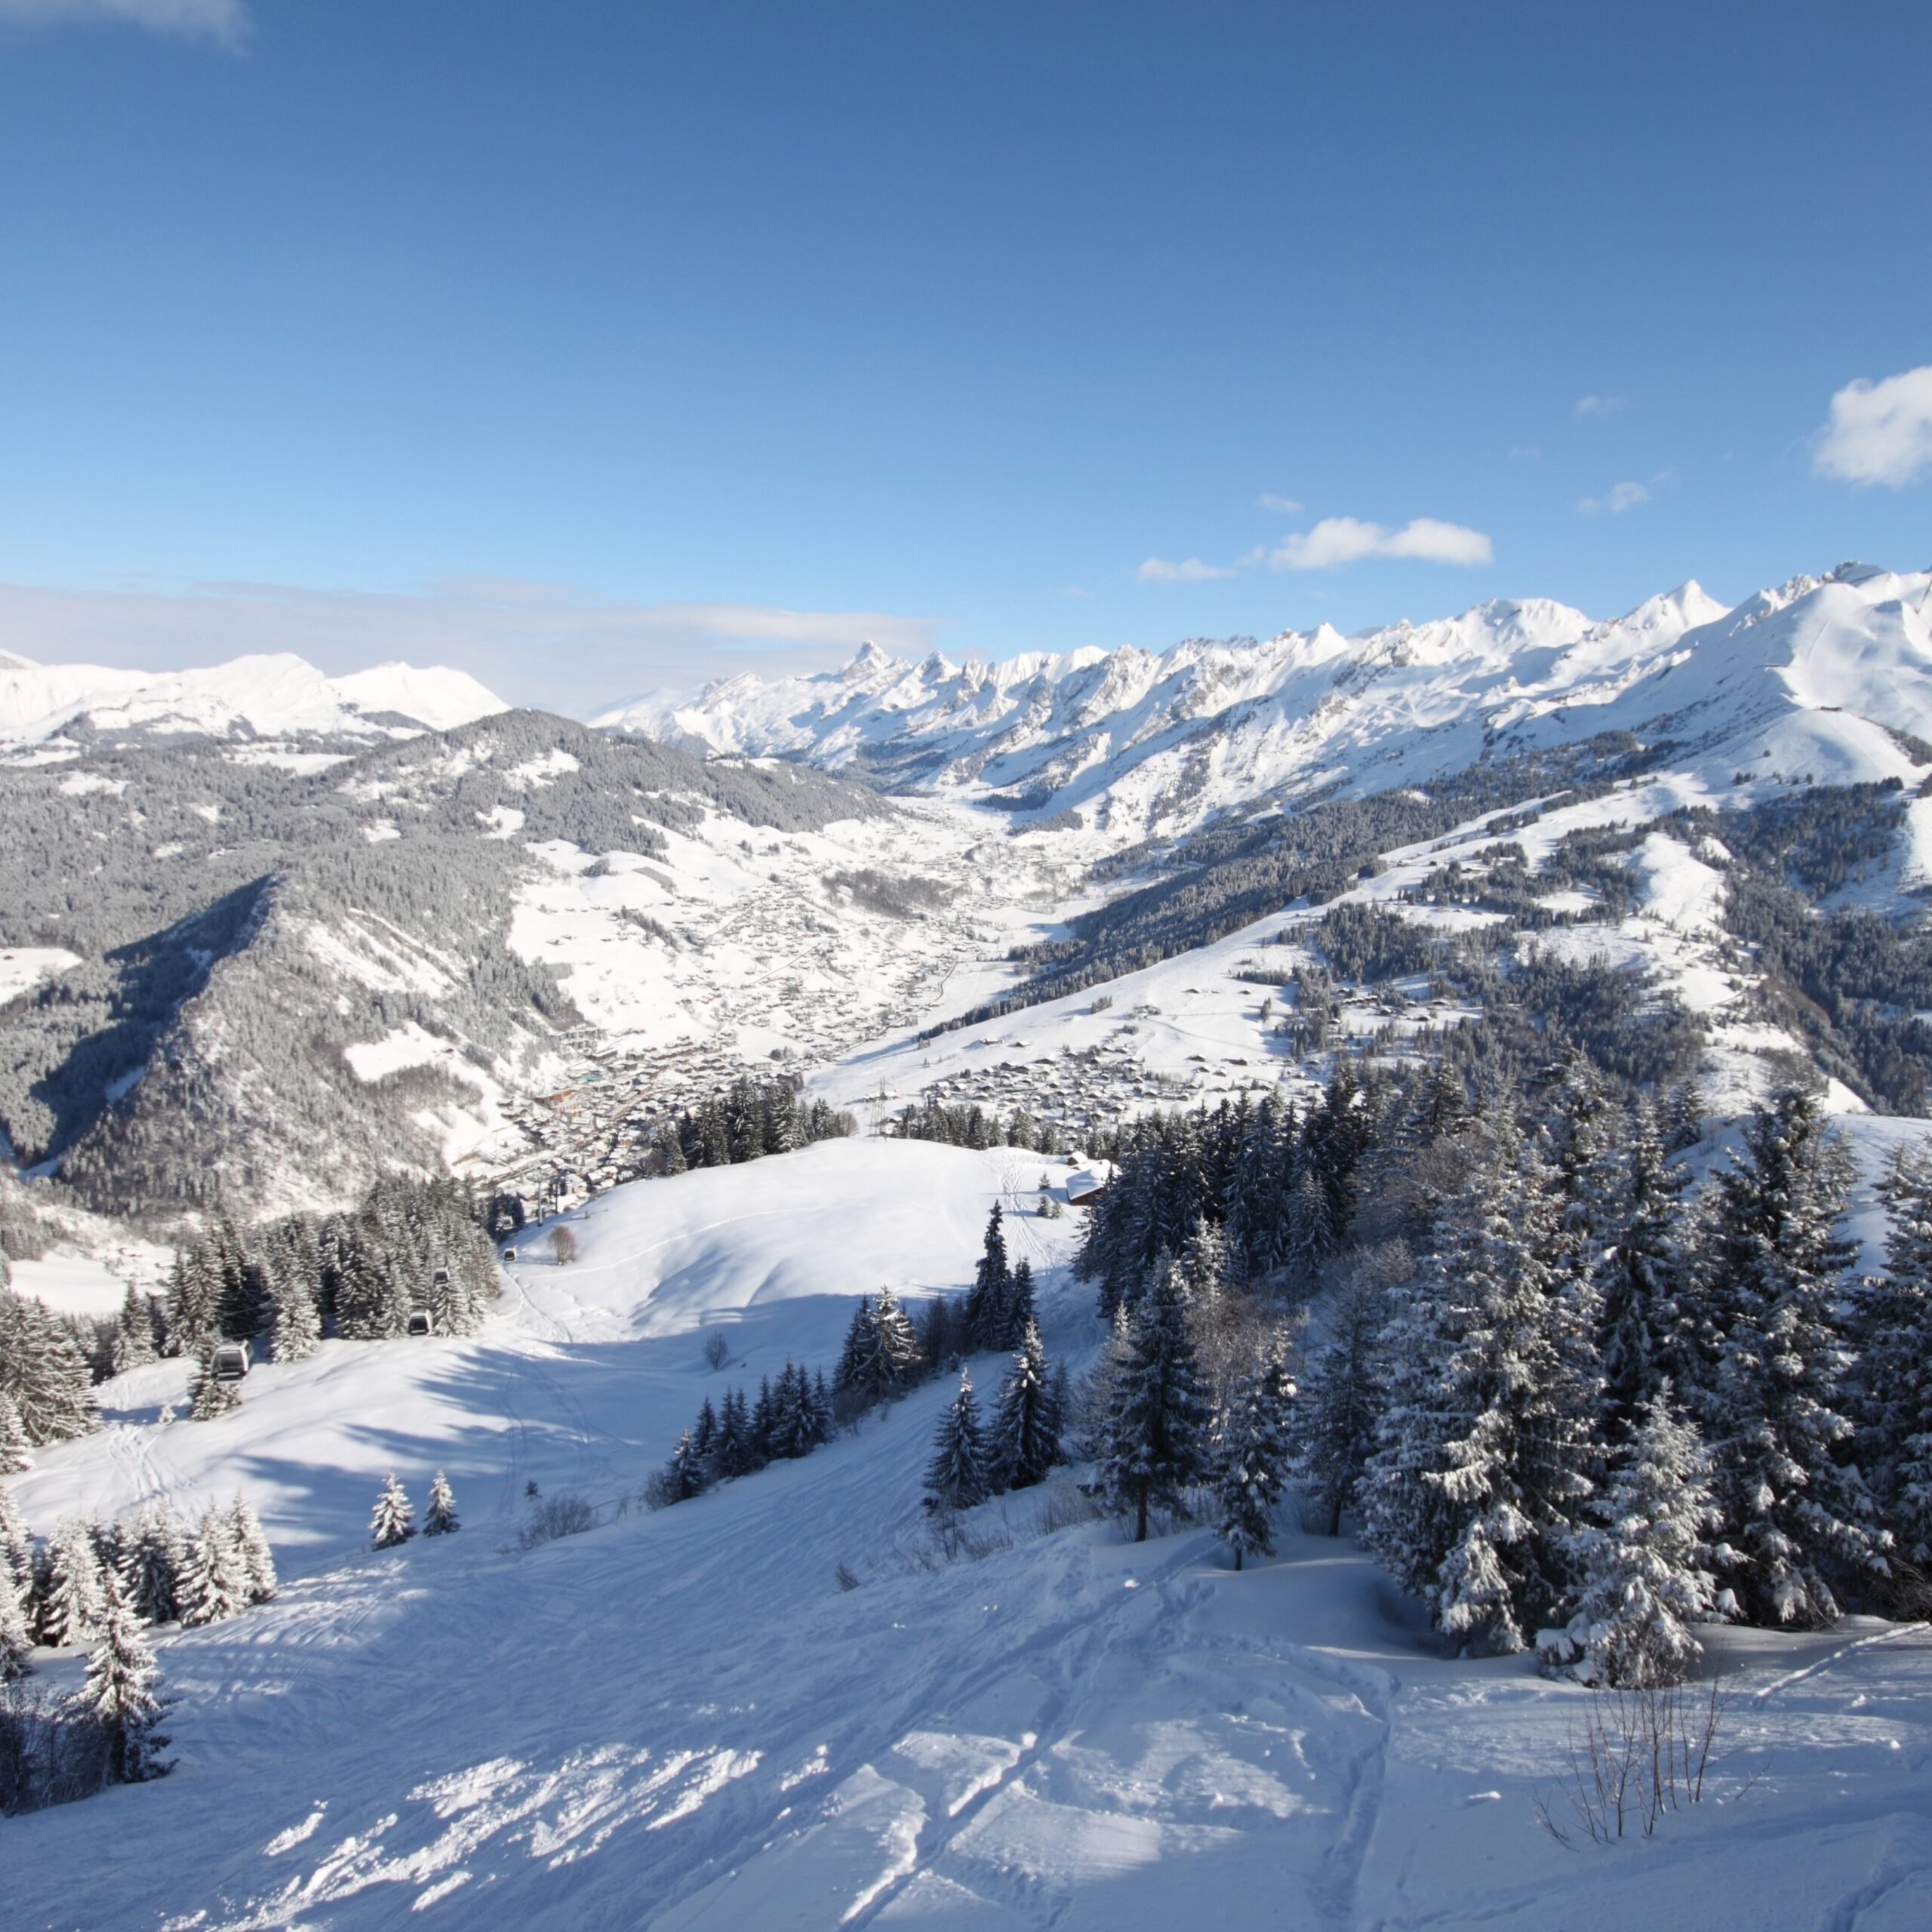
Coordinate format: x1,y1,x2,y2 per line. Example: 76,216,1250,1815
5,1140,1931,1932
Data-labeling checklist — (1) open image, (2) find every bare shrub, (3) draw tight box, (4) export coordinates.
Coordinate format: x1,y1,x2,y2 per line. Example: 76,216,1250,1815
0,1683,112,1817
834,1561,862,1592
1030,1480,1103,1537
517,1492,595,1549
1534,1663,1755,1847
548,1225,578,1266
702,1331,731,1372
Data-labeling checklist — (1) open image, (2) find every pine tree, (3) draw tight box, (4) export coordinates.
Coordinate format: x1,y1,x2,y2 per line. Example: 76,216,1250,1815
1595,1097,1693,1435
924,1369,990,1512
1554,1387,1727,1687
369,1472,416,1550
659,1431,709,1503
1095,1254,1214,1542
706,1386,753,1481
1214,1352,1293,1570
269,1263,322,1364
987,1320,1062,1494
1850,1146,1932,1567
869,1287,921,1398
0,1392,30,1474
1699,1089,1882,1628
179,1503,251,1625
0,1557,30,1682
999,1258,1037,1354
0,1286,97,1445
1362,1128,1600,1655
119,1504,187,1626
229,1494,278,1603
79,1572,171,1784
109,1287,158,1375
39,1515,106,1648
1286,1263,1388,1537
0,1480,31,1597
961,1205,1011,1352
420,1469,460,1536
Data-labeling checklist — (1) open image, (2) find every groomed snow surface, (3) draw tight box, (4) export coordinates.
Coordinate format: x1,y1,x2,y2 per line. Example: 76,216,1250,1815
8,1141,1932,1931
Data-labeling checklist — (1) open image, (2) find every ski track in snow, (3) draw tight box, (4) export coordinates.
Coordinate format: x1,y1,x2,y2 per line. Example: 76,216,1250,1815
7,1164,1932,1929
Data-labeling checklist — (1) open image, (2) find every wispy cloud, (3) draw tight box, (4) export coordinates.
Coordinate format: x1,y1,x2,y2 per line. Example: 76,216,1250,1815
0,575,934,715
1135,555,1235,583
1260,515,1494,571
1574,394,1630,418
1510,446,1542,460
1257,493,1303,515
0,0,248,42
1578,467,1678,515
1813,364,1932,488
1578,479,1651,515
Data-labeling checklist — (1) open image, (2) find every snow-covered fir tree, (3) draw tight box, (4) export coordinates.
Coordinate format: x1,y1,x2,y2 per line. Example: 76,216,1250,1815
1698,1088,1882,1628
924,1368,990,1512
1001,1257,1037,1353
1595,1096,1693,1435
179,1502,251,1626
1094,1254,1214,1543
1849,1146,1932,1571
109,1287,158,1374
229,1494,277,1603
1550,1385,1727,1687
988,1319,1062,1493
1214,1352,1293,1570
0,1554,31,1681
370,1472,416,1550
1362,1126,1600,1656
659,1430,709,1503
79,1572,171,1785
0,1480,30,1600
0,1391,31,1473
423,1469,460,1536
1286,1257,1392,1536
0,1285,97,1446
961,1204,1011,1352
119,1504,187,1626
833,1287,922,1406
39,1514,106,1648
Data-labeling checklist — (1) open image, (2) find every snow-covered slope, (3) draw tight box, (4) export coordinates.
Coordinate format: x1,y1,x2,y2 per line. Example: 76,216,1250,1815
603,565,1932,841
0,648,507,755
8,1141,1932,1932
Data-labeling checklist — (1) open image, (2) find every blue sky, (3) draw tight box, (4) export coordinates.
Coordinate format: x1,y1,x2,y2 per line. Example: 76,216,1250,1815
1,0,1929,712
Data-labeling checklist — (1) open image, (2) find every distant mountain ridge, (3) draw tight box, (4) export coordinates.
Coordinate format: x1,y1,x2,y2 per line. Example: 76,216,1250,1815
601,564,1932,837
0,648,509,754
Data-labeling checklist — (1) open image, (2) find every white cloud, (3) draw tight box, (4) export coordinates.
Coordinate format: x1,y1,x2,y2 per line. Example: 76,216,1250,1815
1135,556,1235,583
1257,493,1303,515
1812,364,1932,488
1262,515,1494,571
1575,394,1630,417
1510,446,1542,460
0,0,247,41
0,576,934,715
1579,479,1651,515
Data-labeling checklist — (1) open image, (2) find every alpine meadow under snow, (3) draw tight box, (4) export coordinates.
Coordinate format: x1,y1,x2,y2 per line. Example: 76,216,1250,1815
5,561,1932,1930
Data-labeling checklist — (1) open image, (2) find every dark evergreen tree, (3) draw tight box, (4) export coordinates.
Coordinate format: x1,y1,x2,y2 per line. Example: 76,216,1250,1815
1285,1262,1389,1537
1214,1352,1293,1570
987,1319,1062,1493
1850,1146,1932,1568
79,1572,171,1785
1362,1127,1599,1655
924,1369,990,1512
1697,1089,1882,1628
1595,1097,1693,1435
1094,1256,1214,1542
962,1204,1011,1352
998,1257,1037,1353
423,1470,460,1535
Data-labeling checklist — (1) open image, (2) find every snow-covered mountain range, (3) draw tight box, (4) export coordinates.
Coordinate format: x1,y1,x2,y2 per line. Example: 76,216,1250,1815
603,563,1932,840
0,648,508,755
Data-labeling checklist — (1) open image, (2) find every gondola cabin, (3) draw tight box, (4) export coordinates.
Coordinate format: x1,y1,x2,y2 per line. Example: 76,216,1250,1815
211,1341,251,1382
501,1247,517,1263
406,1310,434,1337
